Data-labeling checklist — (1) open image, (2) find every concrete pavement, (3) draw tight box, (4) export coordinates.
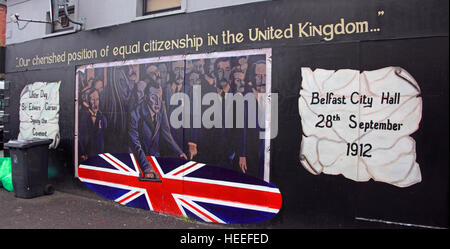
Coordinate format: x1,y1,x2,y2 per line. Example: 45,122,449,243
0,188,228,229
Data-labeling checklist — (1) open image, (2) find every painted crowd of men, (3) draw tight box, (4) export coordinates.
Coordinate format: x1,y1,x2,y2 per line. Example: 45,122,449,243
78,54,268,180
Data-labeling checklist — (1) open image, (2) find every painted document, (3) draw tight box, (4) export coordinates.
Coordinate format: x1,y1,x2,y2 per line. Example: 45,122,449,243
298,67,422,187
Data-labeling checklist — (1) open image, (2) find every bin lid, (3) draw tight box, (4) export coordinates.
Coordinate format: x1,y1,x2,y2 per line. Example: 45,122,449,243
4,138,53,149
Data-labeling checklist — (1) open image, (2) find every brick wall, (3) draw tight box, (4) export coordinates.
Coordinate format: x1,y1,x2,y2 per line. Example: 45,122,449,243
0,4,5,46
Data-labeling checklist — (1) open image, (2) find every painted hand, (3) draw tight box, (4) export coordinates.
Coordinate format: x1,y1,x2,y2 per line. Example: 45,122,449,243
239,157,247,173
179,153,188,160
188,142,198,160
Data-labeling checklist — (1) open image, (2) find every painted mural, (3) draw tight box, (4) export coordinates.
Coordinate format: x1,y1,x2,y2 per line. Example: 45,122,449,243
75,49,273,182
78,153,282,224
18,81,61,148
298,67,422,187
4,0,446,229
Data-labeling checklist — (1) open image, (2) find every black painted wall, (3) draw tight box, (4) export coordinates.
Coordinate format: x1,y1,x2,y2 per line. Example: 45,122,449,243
4,0,448,228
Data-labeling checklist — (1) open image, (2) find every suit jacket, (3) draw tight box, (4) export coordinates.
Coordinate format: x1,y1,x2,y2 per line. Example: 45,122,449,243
128,101,183,173
78,108,107,158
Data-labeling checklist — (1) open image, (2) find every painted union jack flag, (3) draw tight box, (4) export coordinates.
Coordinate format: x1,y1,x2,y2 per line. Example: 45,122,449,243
78,153,282,224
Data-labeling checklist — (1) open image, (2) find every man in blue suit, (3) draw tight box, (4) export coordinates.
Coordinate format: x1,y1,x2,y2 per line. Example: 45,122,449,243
128,64,187,181
79,88,107,162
